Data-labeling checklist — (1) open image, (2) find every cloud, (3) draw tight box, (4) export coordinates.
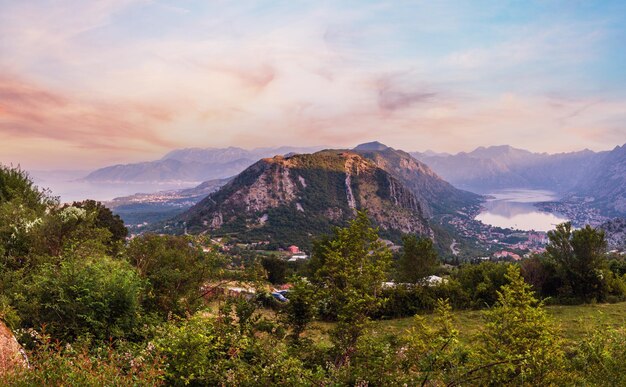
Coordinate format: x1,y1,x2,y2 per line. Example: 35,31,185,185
0,0,624,169
0,75,177,152
376,75,437,113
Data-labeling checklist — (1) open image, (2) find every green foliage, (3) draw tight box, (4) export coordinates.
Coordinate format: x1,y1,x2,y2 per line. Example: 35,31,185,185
72,200,128,247
26,254,145,342
547,222,608,301
310,211,392,366
281,276,316,341
0,336,164,386
396,234,439,283
375,279,470,318
260,255,287,284
0,165,54,211
520,254,562,298
155,310,322,386
452,261,510,308
401,299,470,385
568,326,626,386
127,234,224,318
475,265,564,385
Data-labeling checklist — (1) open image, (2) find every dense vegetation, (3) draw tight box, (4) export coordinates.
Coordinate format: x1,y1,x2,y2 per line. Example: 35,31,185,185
1,164,625,385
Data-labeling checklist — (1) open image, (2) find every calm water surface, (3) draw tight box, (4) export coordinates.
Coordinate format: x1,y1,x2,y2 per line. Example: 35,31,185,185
475,189,568,232
30,170,198,203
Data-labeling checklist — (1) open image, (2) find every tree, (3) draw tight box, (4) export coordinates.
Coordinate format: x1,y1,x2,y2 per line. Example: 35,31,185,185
396,234,438,283
261,255,287,284
310,211,392,367
126,234,224,318
27,254,145,342
281,276,316,341
0,165,54,211
547,222,608,301
452,261,510,307
71,200,128,245
472,265,564,385
0,165,54,264
401,299,468,386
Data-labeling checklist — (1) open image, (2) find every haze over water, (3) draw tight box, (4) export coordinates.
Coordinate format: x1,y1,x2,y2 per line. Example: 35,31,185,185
29,170,198,203
476,189,569,232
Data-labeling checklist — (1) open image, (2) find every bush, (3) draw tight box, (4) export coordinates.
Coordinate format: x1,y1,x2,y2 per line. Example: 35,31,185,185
0,337,164,386
26,254,145,342
452,262,510,308
127,234,224,318
155,311,321,386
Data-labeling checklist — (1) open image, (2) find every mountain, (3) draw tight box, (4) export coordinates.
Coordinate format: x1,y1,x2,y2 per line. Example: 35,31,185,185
170,144,481,248
106,178,231,227
411,145,603,194
569,144,626,216
84,146,324,183
352,145,481,217
173,150,436,247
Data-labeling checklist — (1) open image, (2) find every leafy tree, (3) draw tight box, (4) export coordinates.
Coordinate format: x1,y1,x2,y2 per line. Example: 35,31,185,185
0,165,54,211
547,222,608,301
281,276,316,341
401,299,469,386
155,311,321,386
261,255,287,284
27,254,145,342
396,234,438,283
310,211,392,367
452,261,510,308
473,265,564,385
127,234,223,318
71,200,128,245
0,165,54,264
520,255,562,298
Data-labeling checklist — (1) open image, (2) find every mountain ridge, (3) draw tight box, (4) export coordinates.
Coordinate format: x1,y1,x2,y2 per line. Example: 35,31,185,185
84,146,325,183
163,144,482,249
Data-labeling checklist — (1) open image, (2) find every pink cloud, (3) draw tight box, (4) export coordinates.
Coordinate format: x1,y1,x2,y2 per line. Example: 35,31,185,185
0,75,178,152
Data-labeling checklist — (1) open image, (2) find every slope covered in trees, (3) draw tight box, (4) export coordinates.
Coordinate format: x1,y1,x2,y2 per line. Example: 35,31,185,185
1,164,626,385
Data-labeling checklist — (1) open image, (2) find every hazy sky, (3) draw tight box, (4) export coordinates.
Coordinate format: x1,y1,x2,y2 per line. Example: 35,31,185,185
1,0,625,170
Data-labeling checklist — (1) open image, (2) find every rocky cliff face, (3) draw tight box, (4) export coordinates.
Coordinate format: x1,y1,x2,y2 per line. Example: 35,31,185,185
176,150,432,245
571,144,626,216
0,321,28,373
354,146,481,217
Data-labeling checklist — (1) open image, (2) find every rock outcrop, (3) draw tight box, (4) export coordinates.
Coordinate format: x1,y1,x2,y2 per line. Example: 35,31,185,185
0,321,28,373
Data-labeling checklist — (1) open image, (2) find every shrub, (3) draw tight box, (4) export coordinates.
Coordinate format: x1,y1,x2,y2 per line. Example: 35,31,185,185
27,254,145,342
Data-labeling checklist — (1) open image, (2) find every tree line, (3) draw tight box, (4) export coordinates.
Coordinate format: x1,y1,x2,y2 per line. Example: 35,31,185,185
0,164,625,385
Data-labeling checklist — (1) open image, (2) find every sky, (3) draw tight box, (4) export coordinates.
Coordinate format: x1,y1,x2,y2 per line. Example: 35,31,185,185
0,0,625,170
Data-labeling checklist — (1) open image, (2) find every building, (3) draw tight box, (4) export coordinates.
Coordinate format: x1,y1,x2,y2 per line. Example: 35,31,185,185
287,245,300,254
288,253,308,262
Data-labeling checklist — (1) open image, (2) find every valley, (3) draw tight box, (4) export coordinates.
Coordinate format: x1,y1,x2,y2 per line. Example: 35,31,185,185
52,141,622,259
33,142,624,258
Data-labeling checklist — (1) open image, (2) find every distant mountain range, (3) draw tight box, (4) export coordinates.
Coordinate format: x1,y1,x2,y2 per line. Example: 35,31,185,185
89,142,624,226
568,144,626,216
105,178,231,227
411,145,601,193
167,143,481,248
412,143,625,216
83,146,325,183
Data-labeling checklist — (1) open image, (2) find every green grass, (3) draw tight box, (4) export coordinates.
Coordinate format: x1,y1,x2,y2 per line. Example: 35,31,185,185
306,302,626,346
